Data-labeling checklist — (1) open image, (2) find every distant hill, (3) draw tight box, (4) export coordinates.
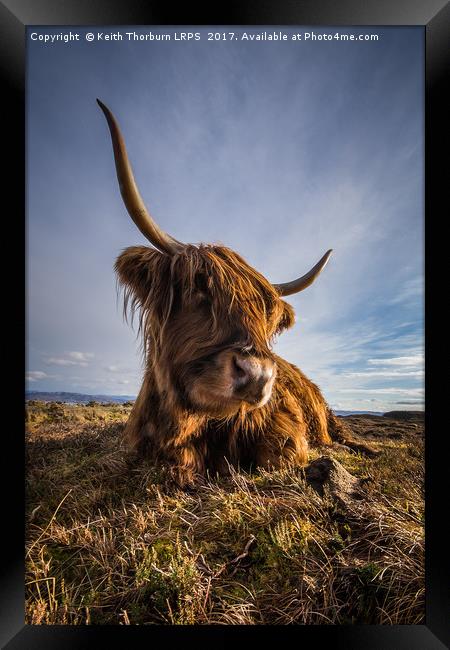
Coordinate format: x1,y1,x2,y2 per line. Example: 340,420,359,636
383,410,425,421
335,410,383,417
24,393,423,419
25,391,136,404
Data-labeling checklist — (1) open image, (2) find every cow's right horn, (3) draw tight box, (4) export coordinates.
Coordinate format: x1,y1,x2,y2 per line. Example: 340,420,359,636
97,99,184,255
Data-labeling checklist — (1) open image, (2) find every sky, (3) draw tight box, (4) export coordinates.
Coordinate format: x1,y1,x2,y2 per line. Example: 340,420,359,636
26,26,424,412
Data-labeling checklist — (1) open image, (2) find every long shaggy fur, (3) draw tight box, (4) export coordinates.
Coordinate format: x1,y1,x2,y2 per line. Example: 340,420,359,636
115,244,353,486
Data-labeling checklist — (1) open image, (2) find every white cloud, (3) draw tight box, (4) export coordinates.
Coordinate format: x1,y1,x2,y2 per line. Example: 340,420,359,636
26,370,49,382
338,387,424,396
368,354,423,367
67,351,94,362
345,370,424,378
45,357,86,366
69,371,140,394
44,351,94,367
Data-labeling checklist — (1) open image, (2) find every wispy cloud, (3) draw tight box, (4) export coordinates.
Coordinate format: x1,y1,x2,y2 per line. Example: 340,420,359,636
368,354,423,367
69,370,140,394
44,351,94,367
338,387,424,396
345,370,424,378
67,351,94,362
103,364,136,373
26,371,51,382
389,277,423,305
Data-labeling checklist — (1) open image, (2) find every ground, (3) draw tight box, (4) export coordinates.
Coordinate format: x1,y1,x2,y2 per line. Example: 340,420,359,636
25,401,424,625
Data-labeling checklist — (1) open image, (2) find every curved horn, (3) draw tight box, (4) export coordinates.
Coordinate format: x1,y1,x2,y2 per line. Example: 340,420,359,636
273,249,333,297
97,99,183,255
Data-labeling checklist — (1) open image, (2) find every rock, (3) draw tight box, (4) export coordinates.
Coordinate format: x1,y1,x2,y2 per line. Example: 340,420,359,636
304,456,362,504
344,440,381,457
332,442,355,453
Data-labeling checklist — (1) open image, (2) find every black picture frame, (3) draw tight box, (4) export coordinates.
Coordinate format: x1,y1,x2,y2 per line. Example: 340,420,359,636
3,0,449,647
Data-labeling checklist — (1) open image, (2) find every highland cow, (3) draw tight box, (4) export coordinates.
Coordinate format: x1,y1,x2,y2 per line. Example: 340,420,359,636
98,99,361,487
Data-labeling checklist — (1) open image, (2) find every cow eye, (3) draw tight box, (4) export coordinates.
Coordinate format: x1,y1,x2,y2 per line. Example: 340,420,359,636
196,291,211,307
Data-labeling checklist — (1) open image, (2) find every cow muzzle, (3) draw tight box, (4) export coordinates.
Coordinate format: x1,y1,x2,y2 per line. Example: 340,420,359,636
231,354,276,407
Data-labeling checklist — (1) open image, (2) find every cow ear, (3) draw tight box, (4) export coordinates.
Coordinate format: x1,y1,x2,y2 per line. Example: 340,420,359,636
114,246,165,306
276,301,295,333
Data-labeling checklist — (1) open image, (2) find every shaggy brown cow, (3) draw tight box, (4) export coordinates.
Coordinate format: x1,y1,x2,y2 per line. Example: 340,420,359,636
98,99,361,487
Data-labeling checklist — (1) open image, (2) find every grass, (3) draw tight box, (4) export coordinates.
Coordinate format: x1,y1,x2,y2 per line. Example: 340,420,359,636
25,401,424,625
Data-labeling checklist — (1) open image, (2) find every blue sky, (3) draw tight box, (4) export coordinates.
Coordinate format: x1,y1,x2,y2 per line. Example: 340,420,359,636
26,26,424,412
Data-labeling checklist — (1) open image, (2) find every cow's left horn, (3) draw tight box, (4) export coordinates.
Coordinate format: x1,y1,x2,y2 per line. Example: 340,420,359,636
97,99,184,255
273,249,333,296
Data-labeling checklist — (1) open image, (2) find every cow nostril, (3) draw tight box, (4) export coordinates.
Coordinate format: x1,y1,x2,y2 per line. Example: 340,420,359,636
232,355,248,381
